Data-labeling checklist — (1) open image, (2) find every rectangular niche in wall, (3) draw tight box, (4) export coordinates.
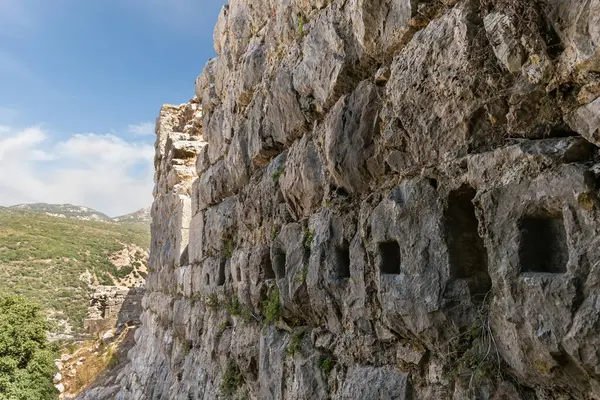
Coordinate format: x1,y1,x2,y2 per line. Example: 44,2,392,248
379,241,401,275
518,212,568,274
262,254,275,280
217,259,226,286
236,264,242,282
444,185,491,298
272,247,287,279
334,241,351,279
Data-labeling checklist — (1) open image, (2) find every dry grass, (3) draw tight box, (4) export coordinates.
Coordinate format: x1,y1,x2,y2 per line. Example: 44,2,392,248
70,346,118,394
61,327,131,396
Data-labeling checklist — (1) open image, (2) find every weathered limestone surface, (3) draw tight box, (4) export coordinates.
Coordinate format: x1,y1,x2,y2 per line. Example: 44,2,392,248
115,1,600,399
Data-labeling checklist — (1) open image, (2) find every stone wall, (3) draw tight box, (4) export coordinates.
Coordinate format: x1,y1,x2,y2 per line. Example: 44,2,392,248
118,0,600,399
83,286,145,335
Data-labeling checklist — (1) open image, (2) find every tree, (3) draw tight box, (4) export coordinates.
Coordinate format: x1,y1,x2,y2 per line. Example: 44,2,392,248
0,295,57,400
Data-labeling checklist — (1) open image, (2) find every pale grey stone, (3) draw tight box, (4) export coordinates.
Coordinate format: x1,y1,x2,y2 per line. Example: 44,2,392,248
565,97,600,145
337,365,410,400
106,2,600,399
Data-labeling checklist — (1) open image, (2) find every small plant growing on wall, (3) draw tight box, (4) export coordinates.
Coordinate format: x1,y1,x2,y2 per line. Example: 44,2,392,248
220,360,244,398
303,228,314,251
297,14,305,38
287,328,306,357
203,293,219,310
222,236,235,260
271,167,284,182
294,263,309,284
262,285,281,324
318,355,335,378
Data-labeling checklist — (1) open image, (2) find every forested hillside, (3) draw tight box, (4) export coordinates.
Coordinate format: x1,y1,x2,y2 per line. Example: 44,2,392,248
0,208,150,333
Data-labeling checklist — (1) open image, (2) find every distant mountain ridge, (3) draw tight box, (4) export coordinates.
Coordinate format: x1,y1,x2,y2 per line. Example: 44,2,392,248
113,207,151,224
7,203,151,224
10,203,111,221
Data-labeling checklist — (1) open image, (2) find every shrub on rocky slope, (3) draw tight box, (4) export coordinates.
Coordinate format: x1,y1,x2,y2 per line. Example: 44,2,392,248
0,295,58,400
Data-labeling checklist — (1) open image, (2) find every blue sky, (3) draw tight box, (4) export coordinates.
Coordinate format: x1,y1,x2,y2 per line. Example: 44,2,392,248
0,0,226,216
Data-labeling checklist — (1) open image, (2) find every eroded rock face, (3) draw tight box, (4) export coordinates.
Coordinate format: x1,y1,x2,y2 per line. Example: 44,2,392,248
117,1,600,399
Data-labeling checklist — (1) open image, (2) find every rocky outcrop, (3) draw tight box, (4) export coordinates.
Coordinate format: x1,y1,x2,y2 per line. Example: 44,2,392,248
118,0,600,399
83,286,145,335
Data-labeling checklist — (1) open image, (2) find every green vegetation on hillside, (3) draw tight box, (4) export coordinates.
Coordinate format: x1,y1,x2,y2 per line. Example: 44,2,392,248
0,210,150,332
0,295,58,400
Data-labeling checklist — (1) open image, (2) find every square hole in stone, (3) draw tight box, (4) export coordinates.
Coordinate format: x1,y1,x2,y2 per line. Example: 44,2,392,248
518,213,568,274
444,185,491,298
379,241,401,275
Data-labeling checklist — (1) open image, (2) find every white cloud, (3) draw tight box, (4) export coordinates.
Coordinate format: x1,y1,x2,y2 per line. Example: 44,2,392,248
0,126,48,160
128,121,155,136
0,125,154,217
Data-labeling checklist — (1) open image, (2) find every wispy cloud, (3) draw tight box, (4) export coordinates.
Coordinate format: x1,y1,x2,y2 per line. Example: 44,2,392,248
0,124,154,216
128,121,155,136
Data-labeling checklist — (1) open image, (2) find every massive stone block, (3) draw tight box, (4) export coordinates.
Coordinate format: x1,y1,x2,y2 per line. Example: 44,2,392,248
384,5,482,166
324,80,382,194
280,135,324,219
349,0,416,59
546,0,600,74
248,66,307,167
478,164,597,383
293,8,350,112
339,366,410,400
565,97,600,146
